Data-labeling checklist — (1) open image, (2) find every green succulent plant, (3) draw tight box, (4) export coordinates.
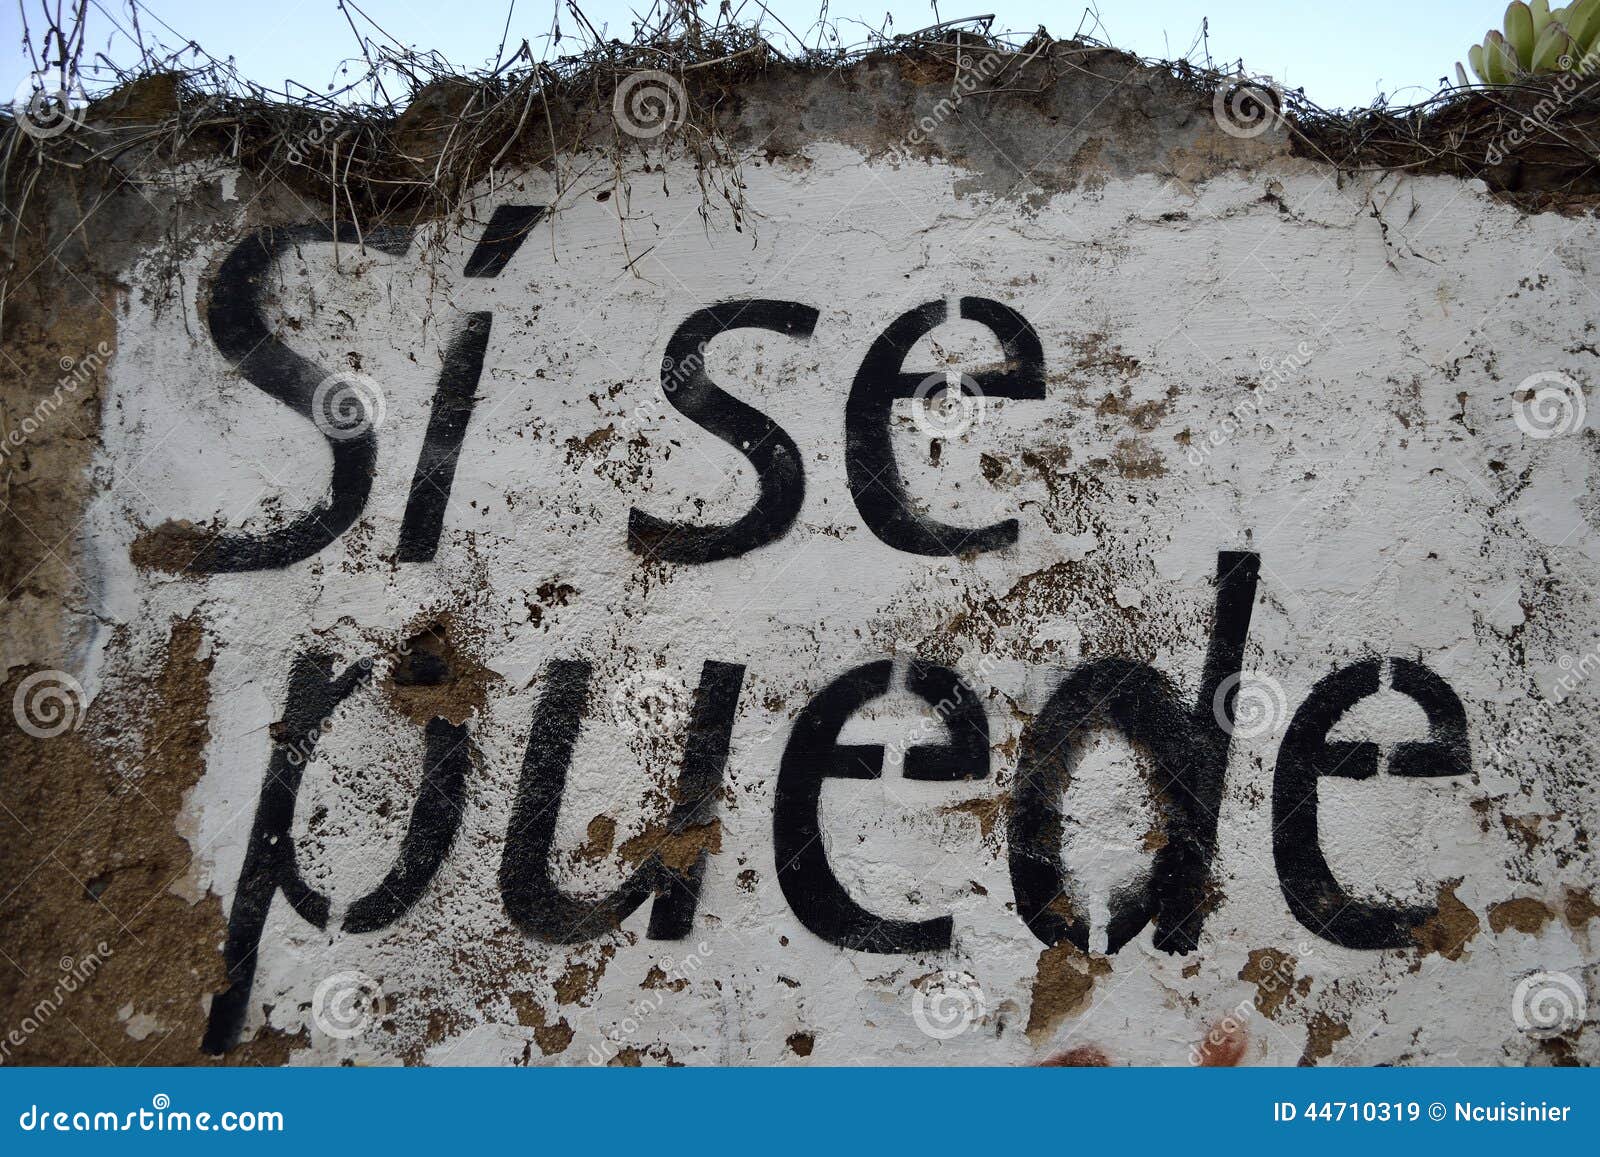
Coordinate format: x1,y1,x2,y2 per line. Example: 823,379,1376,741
1460,0,1600,84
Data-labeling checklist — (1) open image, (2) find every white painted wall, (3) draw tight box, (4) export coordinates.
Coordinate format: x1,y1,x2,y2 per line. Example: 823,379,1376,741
82,145,1599,1064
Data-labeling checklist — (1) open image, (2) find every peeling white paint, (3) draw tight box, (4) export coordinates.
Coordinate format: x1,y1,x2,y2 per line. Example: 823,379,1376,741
82,145,1599,1065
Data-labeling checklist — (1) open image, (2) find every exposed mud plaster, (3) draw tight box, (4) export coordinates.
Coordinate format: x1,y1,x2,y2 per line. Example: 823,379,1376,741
1300,1011,1352,1067
1489,897,1558,936
508,993,575,1057
1563,887,1600,931
1410,881,1483,964
1239,948,1301,1020
378,613,501,728
1025,942,1112,1042
0,618,305,1064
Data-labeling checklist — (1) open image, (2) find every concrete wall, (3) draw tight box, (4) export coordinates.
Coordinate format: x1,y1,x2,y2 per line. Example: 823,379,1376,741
2,60,1597,1066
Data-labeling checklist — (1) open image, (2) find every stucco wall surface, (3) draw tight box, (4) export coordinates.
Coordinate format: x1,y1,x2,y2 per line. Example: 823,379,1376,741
4,124,1598,1066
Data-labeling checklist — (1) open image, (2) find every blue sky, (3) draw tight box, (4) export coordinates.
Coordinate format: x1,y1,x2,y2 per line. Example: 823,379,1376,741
5,0,1485,111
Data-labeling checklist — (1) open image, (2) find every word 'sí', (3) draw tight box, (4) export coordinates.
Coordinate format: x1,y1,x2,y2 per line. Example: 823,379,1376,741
152,212,1053,571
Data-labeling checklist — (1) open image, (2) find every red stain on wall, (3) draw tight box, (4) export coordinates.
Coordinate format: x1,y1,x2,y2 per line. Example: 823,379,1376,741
1037,1044,1110,1066
1193,1019,1249,1066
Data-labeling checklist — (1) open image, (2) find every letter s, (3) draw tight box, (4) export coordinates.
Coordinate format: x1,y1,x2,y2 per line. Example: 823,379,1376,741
137,223,413,572
628,300,817,564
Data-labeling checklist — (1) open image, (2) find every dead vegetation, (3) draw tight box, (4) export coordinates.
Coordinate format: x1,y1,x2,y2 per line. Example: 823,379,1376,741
6,0,1600,244
1292,79,1600,210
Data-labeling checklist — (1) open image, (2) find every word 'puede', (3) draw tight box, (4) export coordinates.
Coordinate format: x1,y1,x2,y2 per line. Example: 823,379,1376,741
202,552,1474,1053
